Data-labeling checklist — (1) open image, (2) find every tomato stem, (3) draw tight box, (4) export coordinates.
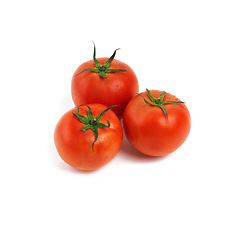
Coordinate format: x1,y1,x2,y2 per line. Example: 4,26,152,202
75,42,127,78
72,104,116,152
138,89,184,120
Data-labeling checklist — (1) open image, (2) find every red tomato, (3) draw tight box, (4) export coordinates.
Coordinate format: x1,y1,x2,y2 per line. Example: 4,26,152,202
54,104,123,171
71,43,139,119
123,89,191,157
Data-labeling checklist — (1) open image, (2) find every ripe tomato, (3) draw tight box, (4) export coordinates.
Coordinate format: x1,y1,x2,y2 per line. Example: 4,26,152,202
123,89,191,157
54,104,123,171
71,43,139,119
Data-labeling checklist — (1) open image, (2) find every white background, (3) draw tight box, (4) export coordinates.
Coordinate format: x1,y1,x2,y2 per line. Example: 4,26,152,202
0,0,240,239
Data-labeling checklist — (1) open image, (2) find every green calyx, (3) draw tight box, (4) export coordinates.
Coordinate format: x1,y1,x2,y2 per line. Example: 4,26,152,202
72,104,116,152
75,42,127,79
139,89,184,120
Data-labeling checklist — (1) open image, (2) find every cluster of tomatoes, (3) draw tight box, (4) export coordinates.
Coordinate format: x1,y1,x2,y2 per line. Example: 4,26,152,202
54,43,191,171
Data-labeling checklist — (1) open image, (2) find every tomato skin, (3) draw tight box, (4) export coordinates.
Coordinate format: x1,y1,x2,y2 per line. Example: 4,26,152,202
54,104,123,170
71,58,139,119
123,90,191,157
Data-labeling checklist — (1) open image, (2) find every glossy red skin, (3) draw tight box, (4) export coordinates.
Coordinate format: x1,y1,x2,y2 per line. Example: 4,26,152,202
54,104,123,171
71,58,139,119
123,90,191,157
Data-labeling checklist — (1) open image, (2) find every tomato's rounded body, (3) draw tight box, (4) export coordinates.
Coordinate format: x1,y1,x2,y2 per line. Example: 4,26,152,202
123,90,191,157
54,104,123,170
71,58,139,119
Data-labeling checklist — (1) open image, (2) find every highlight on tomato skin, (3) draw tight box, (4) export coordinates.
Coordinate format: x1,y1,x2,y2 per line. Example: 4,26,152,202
54,104,123,171
71,42,139,119
123,89,191,157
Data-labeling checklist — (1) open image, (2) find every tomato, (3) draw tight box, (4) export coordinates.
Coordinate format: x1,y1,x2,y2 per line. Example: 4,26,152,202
71,43,139,119
54,104,123,171
123,89,191,157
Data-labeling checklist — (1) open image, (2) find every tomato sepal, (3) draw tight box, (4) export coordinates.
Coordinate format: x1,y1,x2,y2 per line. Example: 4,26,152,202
75,42,127,78
138,89,185,120
72,104,117,152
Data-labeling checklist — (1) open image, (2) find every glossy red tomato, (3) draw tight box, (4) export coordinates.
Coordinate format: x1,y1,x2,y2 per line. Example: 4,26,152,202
54,104,123,171
123,89,191,157
71,43,139,119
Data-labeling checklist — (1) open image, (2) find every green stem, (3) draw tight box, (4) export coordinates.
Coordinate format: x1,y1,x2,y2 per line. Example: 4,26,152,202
139,89,184,121
75,42,127,78
72,104,116,152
